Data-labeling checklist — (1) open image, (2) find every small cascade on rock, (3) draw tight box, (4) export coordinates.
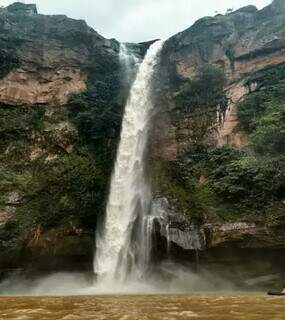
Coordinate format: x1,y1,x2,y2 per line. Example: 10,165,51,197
140,216,156,271
166,223,171,256
94,40,164,284
151,197,206,266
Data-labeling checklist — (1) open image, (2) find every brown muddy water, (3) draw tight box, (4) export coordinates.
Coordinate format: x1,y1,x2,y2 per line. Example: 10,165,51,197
0,294,284,320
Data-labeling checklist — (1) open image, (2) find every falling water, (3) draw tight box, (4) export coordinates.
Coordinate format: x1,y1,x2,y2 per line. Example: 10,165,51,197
94,41,164,283
141,216,156,270
166,223,171,255
119,43,139,83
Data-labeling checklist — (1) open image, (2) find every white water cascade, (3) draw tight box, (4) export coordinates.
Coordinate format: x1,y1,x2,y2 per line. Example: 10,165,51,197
119,43,139,83
94,41,164,283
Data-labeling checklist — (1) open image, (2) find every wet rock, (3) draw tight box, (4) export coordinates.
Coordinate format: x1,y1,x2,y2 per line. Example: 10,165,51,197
151,198,206,250
162,224,206,250
152,198,285,251
204,223,285,249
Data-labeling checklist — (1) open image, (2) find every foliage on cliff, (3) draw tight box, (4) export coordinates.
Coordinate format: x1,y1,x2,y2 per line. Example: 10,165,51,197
238,64,285,155
154,64,285,224
0,54,124,250
0,107,102,234
67,53,124,208
173,64,227,142
69,52,122,142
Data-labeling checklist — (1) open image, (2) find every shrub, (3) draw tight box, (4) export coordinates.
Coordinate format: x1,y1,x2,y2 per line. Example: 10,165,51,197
175,64,227,113
251,102,285,155
17,153,106,230
174,64,227,142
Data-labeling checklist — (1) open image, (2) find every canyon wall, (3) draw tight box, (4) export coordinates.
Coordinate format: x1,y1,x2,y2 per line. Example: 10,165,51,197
149,0,285,258
0,2,143,275
154,0,285,155
0,1,284,278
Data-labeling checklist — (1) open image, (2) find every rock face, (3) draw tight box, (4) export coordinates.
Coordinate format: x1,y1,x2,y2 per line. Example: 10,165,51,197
6,2,37,15
150,197,285,288
153,0,285,155
148,0,285,261
0,3,122,275
0,3,118,105
204,223,285,249
165,2,285,82
152,198,285,252
151,198,206,250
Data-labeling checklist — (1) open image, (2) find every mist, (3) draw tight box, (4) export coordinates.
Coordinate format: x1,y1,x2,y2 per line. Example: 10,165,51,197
0,261,242,296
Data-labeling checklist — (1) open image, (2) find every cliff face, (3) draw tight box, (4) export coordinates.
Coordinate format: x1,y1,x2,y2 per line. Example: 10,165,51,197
0,3,122,274
0,3,119,105
0,1,285,277
154,0,285,154
149,0,285,254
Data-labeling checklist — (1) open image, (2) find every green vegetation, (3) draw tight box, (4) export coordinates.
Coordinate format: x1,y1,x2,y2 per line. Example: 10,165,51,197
16,153,105,230
238,66,285,155
173,64,227,142
154,64,285,224
0,51,124,249
0,105,44,137
68,52,123,170
0,49,20,78
153,144,285,223
151,158,219,223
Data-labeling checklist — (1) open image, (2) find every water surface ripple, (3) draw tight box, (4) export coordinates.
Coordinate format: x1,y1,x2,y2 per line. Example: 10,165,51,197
0,294,284,320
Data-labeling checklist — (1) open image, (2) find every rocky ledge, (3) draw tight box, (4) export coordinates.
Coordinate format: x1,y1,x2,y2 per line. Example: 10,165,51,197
152,198,285,252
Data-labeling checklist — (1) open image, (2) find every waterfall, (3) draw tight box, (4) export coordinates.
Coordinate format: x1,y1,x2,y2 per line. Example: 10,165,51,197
119,43,139,83
94,40,164,283
166,223,171,255
141,215,156,270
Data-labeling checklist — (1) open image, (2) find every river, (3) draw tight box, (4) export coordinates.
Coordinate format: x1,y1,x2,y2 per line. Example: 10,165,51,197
0,294,284,320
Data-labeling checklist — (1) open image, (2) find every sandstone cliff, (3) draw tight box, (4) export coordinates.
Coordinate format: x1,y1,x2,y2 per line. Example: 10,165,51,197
0,3,120,105
154,0,285,154
0,2,123,276
149,0,285,257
